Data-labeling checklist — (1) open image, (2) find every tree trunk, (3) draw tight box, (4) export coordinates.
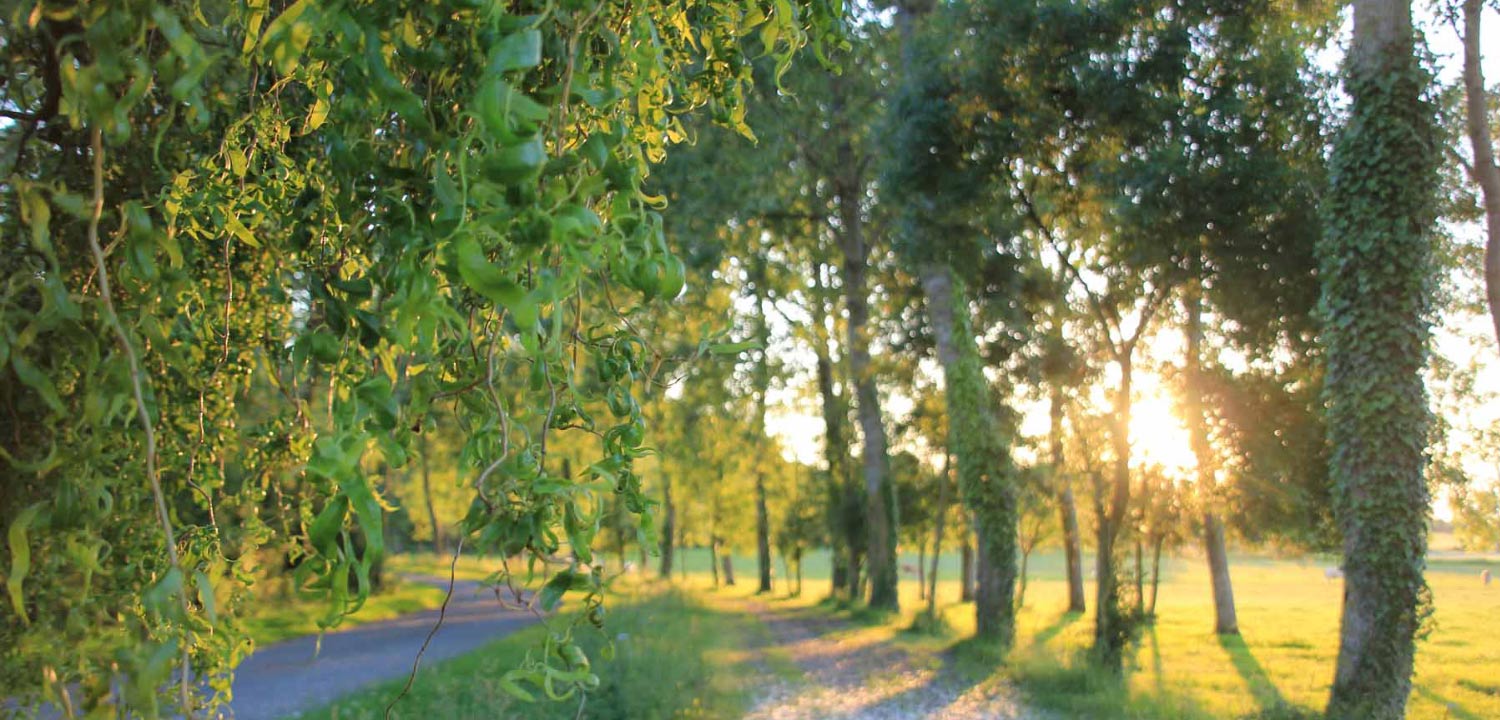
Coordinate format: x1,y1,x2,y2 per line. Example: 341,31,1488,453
660,472,675,579
756,474,772,593
752,266,775,595
813,251,855,601
795,549,804,597
1134,539,1145,616
1050,388,1086,613
960,535,974,603
1322,1,1436,716
1017,544,1030,610
1462,0,1500,351
920,263,1018,645
1095,351,1136,671
926,454,951,619
722,554,737,586
838,143,898,612
917,539,927,601
1185,258,1239,634
418,434,443,555
1148,534,1164,618
710,535,720,588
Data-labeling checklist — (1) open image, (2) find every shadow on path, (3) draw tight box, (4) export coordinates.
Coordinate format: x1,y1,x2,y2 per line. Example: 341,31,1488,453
1414,684,1484,720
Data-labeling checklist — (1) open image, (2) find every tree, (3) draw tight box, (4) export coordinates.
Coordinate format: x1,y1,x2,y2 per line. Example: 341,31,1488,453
1319,0,1441,716
0,0,837,712
1457,0,1500,350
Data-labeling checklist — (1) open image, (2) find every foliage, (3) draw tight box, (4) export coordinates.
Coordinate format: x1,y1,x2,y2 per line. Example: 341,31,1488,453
1317,2,1441,716
0,0,838,713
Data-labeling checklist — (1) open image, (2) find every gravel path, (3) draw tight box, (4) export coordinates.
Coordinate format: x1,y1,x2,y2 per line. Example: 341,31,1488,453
221,577,535,720
741,601,1037,720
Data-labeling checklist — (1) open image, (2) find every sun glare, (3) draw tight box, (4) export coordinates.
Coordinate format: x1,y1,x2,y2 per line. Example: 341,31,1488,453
1128,393,1198,476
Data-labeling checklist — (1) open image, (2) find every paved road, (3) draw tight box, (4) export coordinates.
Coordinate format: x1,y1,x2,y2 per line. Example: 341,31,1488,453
222,578,535,720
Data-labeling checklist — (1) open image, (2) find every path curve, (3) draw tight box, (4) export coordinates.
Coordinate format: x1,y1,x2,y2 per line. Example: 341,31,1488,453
222,577,535,720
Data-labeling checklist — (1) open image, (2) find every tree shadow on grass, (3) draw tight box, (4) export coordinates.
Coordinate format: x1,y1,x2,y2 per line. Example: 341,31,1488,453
1414,684,1485,720
1216,634,1298,715
1031,610,1082,648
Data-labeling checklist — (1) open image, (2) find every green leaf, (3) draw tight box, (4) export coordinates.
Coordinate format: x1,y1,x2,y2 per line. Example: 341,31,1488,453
5,504,41,625
11,354,63,414
488,30,542,73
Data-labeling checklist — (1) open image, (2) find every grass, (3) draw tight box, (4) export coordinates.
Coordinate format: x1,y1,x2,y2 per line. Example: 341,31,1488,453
668,545,1500,720
241,576,446,647
295,581,762,720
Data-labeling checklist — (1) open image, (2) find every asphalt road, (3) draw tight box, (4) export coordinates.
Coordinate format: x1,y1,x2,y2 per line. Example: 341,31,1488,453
221,578,535,720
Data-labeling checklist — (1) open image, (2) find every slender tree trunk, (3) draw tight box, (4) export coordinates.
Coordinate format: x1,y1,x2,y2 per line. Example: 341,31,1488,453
660,472,675,579
710,535,720,588
1095,351,1137,671
1134,539,1145,616
812,224,854,602
1462,0,1500,351
418,434,443,555
1323,2,1437,715
960,535,975,603
1148,534,1164,617
926,454,951,619
795,549,803,596
917,540,927,601
837,148,898,611
1050,388,1085,613
722,554,737,586
1017,544,1030,610
921,264,1018,645
751,267,775,595
1185,259,1239,634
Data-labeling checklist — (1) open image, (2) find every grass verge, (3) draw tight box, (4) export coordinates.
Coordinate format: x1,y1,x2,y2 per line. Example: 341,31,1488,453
296,582,761,720
242,578,446,647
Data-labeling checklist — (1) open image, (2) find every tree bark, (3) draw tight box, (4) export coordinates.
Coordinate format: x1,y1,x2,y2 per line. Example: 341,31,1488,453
1462,0,1500,351
752,265,775,595
1323,1,1436,716
920,263,1018,645
722,554,737,586
838,138,898,612
1050,388,1086,613
926,454,951,619
960,532,974,602
1148,534,1164,617
812,284,853,596
710,534,720,588
1095,350,1136,670
1185,265,1239,634
418,434,443,555
917,539,927,600
659,471,675,579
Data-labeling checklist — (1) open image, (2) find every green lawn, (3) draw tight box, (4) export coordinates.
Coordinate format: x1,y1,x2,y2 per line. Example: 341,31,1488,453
670,545,1499,720
242,577,447,647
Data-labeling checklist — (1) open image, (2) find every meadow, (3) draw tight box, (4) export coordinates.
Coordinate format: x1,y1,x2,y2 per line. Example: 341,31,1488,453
297,543,1499,719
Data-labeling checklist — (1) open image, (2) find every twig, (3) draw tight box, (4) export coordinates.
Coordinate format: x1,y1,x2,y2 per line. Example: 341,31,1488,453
384,535,466,720
84,127,195,717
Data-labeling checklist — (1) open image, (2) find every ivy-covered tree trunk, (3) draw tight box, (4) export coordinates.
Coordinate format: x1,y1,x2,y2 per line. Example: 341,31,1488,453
1050,388,1086,614
1184,273,1238,635
920,263,1019,646
1461,0,1500,351
1321,1,1439,716
839,153,898,612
